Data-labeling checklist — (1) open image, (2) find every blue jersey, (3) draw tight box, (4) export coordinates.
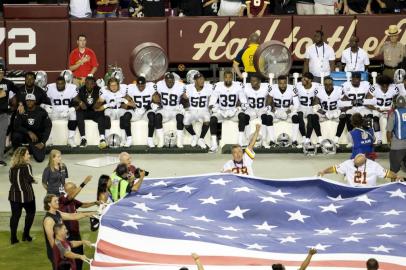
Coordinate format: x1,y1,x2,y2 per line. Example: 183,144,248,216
350,127,374,159
393,108,406,140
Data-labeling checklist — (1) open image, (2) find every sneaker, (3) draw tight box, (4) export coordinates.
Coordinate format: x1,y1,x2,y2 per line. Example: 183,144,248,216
80,138,87,148
292,141,298,148
124,138,132,148
98,139,107,149
346,143,353,149
67,137,76,148
209,145,218,153
0,161,6,166
197,138,207,149
262,140,270,149
147,137,155,148
191,135,198,147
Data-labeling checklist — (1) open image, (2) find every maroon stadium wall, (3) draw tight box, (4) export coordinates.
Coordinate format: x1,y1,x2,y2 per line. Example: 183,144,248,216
0,14,404,82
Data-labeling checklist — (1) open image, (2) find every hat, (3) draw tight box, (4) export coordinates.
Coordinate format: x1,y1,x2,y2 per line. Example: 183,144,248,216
164,72,174,80
385,25,401,36
193,72,203,80
396,96,406,108
25,94,36,101
352,72,361,79
137,76,146,84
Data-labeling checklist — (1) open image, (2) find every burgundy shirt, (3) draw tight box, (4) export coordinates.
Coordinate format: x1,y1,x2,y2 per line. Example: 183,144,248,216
95,0,118,13
59,195,83,236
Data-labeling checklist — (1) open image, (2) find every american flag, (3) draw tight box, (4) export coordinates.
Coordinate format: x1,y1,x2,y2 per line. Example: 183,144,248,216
92,173,406,270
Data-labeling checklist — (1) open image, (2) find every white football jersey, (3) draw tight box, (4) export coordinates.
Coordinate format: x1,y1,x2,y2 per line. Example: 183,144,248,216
315,86,343,111
335,159,388,187
46,83,77,107
294,82,319,108
185,83,213,109
223,149,255,176
244,83,270,110
127,82,156,109
210,81,246,109
270,84,297,109
100,85,128,109
156,80,185,109
369,84,399,109
342,81,371,105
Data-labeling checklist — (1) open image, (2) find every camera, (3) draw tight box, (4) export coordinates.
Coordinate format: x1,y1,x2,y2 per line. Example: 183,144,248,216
362,116,372,130
134,168,149,178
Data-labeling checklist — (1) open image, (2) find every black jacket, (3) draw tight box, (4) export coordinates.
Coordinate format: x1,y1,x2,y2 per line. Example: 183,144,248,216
0,78,17,114
14,106,52,144
15,85,51,108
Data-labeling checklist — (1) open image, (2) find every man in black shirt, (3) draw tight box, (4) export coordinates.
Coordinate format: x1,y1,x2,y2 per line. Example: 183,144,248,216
140,0,165,16
0,66,17,166
72,76,108,148
12,94,52,162
179,0,203,15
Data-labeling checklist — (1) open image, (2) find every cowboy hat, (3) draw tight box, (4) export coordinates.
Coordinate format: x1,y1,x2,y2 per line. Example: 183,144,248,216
385,25,401,36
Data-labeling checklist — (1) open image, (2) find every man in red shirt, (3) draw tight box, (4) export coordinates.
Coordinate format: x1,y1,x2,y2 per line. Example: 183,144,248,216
69,35,99,86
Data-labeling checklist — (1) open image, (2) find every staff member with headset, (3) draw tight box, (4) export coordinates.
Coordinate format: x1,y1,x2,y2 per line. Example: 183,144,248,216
387,96,406,174
233,32,260,80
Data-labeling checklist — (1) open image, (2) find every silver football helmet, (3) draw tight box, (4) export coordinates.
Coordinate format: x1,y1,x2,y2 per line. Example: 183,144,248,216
111,67,124,84
303,141,317,156
60,70,73,84
394,69,406,84
35,70,47,88
164,130,177,148
320,139,336,155
186,70,199,84
106,134,121,148
276,133,291,147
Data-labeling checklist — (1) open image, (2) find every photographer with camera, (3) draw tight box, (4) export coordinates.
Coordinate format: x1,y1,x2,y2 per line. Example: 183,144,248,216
110,161,146,202
348,113,376,160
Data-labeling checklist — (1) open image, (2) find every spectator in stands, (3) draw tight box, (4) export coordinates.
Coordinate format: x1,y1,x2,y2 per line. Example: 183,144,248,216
52,223,91,270
376,25,405,79
59,177,99,270
179,0,203,15
12,94,52,162
233,33,260,80
296,0,314,14
95,0,119,17
43,194,95,270
343,0,372,14
314,0,336,14
110,163,145,202
0,65,17,166
341,35,370,72
366,258,379,270
246,0,270,17
217,0,246,16
42,150,69,196
303,30,335,83
69,35,99,86
69,0,92,18
128,0,144,17
348,113,375,160
8,147,36,245
202,0,219,15
387,96,406,174
72,76,108,149
97,174,113,203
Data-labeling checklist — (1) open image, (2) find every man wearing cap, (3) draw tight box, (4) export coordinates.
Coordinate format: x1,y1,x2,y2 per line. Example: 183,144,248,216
12,94,52,162
233,33,260,80
317,153,402,187
0,65,17,166
376,25,406,79
387,96,406,174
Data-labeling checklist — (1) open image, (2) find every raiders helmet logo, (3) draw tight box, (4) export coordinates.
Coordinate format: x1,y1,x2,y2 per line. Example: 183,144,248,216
87,97,94,104
28,118,35,125
361,131,368,140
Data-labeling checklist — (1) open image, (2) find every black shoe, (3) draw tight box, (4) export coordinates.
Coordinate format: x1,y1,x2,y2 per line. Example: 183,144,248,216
292,141,298,147
11,238,19,245
80,138,87,148
0,160,6,166
269,141,276,148
22,234,32,242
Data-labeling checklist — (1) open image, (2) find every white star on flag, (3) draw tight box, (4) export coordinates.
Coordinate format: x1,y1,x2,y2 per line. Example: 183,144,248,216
327,194,345,201
192,216,214,223
387,188,406,199
220,226,240,232
286,210,310,223
245,243,267,250
174,185,197,194
121,219,142,229
253,221,278,231
216,234,238,240
307,243,331,251
209,178,231,186
199,196,222,205
182,231,202,238
377,222,400,229
347,217,371,225
369,245,393,253
355,194,376,206
314,228,338,235
381,209,404,216
279,236,301,244
132,202,153,213
166,204,188,212
259,196,280,204
340,235,363,242
159,215,180,222
141,193,160,199
152,180,170,187
319,203,343,213
126,214,147,219
269,189,291,198
225,206,250,219
233,187,253,193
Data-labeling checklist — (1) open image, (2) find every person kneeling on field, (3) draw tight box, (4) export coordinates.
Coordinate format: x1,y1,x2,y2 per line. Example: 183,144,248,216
110,163,145,202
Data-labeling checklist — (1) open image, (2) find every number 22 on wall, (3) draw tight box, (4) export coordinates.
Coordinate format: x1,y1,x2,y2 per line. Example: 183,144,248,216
0,28,36,65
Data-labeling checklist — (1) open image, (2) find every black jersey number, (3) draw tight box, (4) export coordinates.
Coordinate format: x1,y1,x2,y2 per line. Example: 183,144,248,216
321,101,338,110
191,96,207,108
347,93,366,101
248,97,265,109
161,93,178,106
134,96,151,108
299,96,314,106
219,94,237,107
273,98,291,108
53,99,71,106
376,98,393,107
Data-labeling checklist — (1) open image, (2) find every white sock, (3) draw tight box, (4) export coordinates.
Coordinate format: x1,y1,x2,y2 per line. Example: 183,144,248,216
261,125,267,139
68,130,75,139
100,134,105,140
375,132,382,142
292,124,299,142
334,136,339,144
318,136,323,143
126,136,132,142
81,136,86,139
267,126,275,142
